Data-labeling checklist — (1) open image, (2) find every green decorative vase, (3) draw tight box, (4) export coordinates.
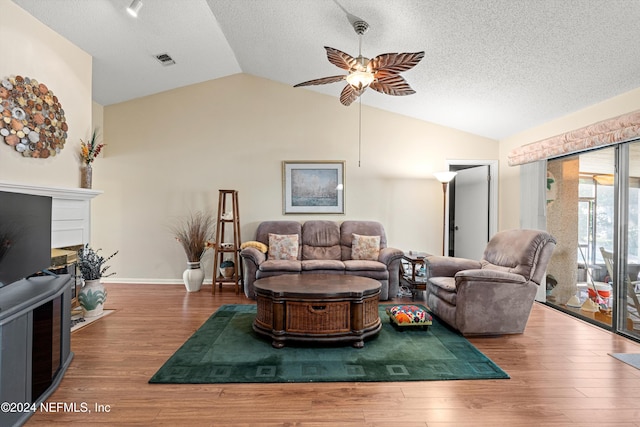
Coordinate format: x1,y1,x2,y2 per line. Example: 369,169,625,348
79,279,107,317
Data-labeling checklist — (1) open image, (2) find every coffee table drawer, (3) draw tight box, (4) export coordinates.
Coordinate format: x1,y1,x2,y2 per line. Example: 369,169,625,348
285,301,350,333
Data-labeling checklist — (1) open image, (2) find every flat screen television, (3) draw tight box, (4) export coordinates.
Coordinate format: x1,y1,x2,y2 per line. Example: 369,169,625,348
0,191,52,287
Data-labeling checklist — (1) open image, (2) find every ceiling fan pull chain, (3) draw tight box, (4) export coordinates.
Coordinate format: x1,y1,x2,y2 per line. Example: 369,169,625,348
358,96,362,167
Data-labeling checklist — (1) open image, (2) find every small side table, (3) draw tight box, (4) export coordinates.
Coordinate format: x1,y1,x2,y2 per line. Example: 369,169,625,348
399,251,431,300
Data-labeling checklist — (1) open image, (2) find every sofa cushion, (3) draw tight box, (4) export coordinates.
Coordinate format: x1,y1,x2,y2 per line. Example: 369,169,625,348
258,259,302,273
340,221,388,260
343,259,386,271
268,233,299,260
351,233,380,260
301,220,341,260
344,260,388,280
255,221,302,259
301,259,345,271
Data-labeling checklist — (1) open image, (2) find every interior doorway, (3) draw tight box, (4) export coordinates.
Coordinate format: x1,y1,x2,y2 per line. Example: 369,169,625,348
445,160,498,258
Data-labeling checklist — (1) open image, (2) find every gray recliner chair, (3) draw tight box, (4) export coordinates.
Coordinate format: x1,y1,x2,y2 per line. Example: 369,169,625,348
425,229,556,336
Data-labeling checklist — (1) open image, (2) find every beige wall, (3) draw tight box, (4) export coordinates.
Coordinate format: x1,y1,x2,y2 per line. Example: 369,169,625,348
100,74,498,282
8,0,640,285
499,87,640,230
0,0,92,188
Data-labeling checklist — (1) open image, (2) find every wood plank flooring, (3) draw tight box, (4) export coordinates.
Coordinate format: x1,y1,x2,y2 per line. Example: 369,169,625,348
27,283,640,426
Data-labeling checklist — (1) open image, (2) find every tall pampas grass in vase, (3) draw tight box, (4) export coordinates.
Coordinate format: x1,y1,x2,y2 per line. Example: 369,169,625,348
171,211,215,292
171,211,216,262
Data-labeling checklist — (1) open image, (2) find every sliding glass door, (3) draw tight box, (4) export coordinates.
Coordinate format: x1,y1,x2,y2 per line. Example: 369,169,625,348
545,140,640,340
546,147,616,329
619,142,640,338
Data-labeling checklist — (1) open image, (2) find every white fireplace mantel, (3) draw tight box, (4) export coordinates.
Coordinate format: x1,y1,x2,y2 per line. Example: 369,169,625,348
0,181,102,248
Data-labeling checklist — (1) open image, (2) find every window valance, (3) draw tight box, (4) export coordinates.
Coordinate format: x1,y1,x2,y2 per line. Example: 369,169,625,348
508,109,640,166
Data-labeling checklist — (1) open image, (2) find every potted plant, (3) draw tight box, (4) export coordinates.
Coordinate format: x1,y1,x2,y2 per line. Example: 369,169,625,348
77,243,118,318
79,128,105,189
170,211,215,292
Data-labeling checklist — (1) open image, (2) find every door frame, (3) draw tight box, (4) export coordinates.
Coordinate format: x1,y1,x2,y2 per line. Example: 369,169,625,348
445,159,498,256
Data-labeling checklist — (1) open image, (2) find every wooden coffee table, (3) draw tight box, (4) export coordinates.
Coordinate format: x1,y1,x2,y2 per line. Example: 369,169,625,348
253,274,382,348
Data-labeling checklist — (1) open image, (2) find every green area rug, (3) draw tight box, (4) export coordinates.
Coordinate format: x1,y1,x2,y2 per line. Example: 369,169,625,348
149,304,509,384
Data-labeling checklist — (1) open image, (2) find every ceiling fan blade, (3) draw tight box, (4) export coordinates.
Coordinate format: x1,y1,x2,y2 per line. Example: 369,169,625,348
294,75,346,87
325,46,358,71
369,75,416,96
369,51,425,74
339,84,363,106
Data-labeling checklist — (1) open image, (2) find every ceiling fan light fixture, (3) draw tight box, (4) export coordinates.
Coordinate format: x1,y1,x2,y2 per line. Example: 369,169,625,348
346,70,374,90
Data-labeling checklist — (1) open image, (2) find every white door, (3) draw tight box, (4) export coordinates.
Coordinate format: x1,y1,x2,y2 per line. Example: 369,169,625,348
453,165,490,260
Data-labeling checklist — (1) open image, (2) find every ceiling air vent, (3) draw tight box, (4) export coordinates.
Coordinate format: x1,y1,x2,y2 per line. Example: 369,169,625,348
155,53,175,66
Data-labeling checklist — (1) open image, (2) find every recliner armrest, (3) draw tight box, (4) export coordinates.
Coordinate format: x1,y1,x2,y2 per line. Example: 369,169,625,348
455,269,526,284
426,256,481,277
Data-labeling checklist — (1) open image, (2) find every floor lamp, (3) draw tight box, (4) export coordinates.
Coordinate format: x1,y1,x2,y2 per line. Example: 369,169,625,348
433,171,457,256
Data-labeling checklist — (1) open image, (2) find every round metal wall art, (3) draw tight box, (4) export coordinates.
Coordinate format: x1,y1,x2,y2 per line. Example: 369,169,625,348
0,75,67,158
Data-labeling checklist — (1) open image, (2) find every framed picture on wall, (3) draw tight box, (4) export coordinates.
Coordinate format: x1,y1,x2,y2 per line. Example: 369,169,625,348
282,161,345,214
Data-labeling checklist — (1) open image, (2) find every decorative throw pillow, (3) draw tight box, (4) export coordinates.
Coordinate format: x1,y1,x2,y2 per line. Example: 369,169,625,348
351,233,380,260
240,240,268,253
268,233,299,260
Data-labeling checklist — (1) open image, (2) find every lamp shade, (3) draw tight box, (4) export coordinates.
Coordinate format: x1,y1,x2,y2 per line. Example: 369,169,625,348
434,171,457,183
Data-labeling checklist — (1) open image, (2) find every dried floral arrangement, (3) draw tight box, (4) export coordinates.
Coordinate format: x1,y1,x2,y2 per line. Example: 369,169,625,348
77,243,118,281
171,211,216,262
80,128,105,165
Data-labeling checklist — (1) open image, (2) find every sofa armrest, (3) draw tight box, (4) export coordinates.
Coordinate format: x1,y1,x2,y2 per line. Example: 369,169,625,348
379,247,404,299
240,247,266,266
240,248,267,299
426,256,481,277
379,247,403,266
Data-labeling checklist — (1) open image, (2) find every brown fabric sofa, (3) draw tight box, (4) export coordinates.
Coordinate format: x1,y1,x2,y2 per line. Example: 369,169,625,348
425,229,556,336
240,220,403,300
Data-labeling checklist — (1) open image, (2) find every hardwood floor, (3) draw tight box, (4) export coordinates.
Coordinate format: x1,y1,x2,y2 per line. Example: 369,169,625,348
27,283,640,426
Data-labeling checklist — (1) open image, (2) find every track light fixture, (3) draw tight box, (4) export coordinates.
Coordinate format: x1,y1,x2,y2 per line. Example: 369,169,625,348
126,0,143,18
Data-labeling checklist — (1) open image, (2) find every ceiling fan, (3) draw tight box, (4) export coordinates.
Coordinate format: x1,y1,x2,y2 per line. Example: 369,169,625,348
294,17,425,106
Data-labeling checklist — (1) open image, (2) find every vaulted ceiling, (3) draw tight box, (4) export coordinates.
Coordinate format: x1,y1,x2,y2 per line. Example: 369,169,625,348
12,0,640,140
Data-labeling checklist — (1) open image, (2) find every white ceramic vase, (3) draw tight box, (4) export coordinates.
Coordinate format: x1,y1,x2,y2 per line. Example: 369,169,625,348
79,279,107,318
183,261,205,292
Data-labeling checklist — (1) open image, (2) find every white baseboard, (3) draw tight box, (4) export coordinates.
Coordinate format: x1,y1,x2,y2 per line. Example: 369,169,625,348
100,278,215,285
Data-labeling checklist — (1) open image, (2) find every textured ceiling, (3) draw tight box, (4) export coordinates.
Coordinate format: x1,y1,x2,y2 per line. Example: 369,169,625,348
12,0,640,140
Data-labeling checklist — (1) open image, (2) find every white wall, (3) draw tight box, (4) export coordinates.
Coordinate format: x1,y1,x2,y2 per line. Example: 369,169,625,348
99,74,499,283
0,0,92,188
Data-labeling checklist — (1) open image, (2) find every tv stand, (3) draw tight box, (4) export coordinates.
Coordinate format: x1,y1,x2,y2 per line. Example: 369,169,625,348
0,274,72,427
